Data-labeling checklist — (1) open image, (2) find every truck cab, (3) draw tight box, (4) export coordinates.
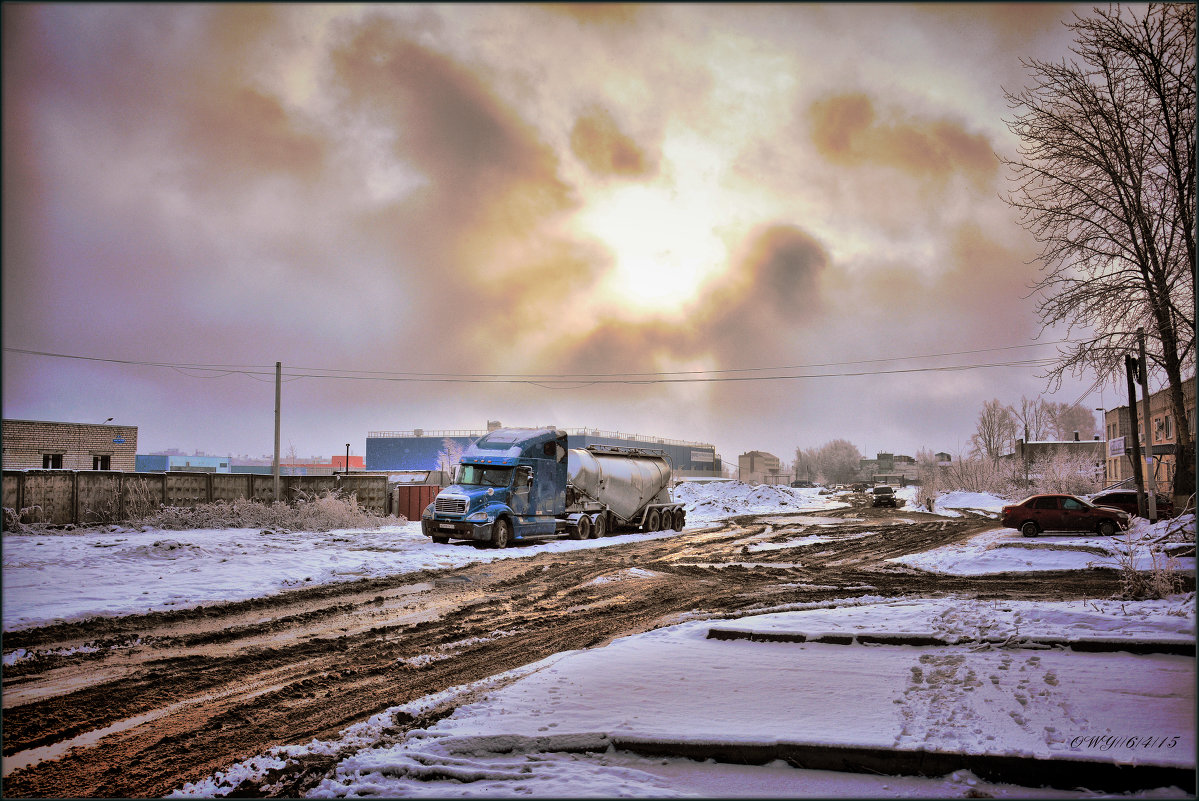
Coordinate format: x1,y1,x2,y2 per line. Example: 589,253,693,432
422,427,568,547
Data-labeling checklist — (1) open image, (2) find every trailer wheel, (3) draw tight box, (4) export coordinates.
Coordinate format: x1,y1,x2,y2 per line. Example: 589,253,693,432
571,515,591,540
659,509,674,531
645,509,660,532
492,518,512,549
432,536,450,544
672,508,685,531
590,513,605,538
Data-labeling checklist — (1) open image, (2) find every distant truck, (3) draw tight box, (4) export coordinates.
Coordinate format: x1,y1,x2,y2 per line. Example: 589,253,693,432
420,427,686,548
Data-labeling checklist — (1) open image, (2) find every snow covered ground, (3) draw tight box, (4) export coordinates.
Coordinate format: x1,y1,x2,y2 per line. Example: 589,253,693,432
173,594,1195,799
672,481,851,522
4,482,1196,797
0,483,839,632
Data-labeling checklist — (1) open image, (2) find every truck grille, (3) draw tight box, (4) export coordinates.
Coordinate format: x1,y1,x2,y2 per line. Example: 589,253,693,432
435,496,467,515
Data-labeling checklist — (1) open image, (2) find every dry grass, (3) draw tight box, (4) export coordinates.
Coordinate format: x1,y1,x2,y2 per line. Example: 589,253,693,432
5,487,394,534
1116,529,1186,600
133,490,390,532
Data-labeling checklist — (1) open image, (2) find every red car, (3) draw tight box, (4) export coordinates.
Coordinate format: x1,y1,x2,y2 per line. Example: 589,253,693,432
1000,494,1131,537
1086,490,1174,520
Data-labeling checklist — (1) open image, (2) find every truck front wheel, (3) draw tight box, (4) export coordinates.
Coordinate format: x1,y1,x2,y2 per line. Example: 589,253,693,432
492,518,512,549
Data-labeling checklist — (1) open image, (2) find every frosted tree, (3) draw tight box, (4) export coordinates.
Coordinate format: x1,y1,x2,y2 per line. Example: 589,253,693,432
815,440,862,485
435,438,466,479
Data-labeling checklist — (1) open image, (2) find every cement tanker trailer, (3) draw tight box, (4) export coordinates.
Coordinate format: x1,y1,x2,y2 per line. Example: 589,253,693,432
420,426,685,548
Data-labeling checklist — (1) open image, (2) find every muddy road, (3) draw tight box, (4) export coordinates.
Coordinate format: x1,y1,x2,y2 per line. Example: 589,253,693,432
1,500,1144,797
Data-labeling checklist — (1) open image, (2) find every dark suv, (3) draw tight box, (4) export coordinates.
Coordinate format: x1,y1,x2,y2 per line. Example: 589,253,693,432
1001,494,1130,537
1087,490,1174,519
871,486,898,508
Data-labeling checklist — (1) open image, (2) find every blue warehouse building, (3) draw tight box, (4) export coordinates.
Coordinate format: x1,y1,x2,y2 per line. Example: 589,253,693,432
366,424,722,479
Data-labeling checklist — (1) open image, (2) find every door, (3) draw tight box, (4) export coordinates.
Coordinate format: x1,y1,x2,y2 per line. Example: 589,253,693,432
510,466,536,534
1031,496,1063,531
1059,496,1091,531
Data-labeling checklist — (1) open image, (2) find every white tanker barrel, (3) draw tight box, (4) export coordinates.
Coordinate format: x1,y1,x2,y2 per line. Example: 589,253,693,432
568,448,673,521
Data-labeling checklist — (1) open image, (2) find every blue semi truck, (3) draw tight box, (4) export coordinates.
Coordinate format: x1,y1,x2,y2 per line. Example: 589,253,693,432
420,427,686,548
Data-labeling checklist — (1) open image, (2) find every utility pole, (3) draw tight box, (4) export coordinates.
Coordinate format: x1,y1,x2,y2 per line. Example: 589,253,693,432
273,362,281,502
1137,328,1157,521
345,443,351,476
1124,355,1147,518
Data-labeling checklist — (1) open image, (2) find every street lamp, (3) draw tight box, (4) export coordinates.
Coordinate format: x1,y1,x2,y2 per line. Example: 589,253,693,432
100,417,113,424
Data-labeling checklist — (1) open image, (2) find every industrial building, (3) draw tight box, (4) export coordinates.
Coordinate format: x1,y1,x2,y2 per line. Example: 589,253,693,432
2,419,138,471
366,423,722,479
135,453,365,476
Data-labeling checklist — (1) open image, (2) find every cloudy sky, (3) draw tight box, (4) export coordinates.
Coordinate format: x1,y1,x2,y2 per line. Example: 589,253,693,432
3,2,1114,466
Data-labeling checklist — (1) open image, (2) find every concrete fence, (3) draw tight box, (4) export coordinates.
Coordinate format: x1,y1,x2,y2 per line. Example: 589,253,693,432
2,470,391,526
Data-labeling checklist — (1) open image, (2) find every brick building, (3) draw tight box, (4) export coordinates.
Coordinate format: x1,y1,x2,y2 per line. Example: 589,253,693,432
2,420,139,471
1103,377,1196,495
738,450,785,485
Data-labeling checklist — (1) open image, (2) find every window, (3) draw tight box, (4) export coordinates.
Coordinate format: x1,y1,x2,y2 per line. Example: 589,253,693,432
42,454,63,469
92,455,111,470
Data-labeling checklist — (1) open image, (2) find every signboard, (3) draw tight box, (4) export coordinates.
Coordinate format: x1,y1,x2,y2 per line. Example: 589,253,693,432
1108,437,1125,457
113,437,126,444
690,449,715,464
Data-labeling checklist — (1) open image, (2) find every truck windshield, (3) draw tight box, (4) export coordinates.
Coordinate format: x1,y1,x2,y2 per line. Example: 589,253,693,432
456,465,512,487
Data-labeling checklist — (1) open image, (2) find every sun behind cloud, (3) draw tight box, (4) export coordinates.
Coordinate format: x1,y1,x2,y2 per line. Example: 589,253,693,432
574,182,731,317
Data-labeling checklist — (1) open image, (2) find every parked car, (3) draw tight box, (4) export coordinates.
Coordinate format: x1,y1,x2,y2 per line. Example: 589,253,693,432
871,486,898,508
1086,490,1174,519
790,480,816,488
1000,494,1130,537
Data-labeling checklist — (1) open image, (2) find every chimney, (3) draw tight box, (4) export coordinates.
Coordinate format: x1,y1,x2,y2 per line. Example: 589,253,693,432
1073,431,1080,441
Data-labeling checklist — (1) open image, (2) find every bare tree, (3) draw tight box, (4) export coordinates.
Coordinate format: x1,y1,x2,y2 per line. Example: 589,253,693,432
1002,3,1195,502
970,399,1018,461
1013,396,1055,441
791,446,819,482
915,449,942,510
1047,401,1100,441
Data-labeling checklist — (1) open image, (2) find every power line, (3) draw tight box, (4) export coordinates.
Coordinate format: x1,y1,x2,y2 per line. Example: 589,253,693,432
281,340,1069,379
2,344,1066,385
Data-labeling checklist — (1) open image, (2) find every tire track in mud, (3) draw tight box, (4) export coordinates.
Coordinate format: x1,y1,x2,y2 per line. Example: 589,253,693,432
1,503,1155,797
